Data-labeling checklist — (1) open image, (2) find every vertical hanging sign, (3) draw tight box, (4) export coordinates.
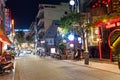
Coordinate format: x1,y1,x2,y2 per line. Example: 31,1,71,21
5,8,11,35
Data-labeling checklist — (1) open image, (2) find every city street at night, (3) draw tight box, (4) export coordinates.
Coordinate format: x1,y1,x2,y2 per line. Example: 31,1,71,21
0,0,120,80
13,54,120,80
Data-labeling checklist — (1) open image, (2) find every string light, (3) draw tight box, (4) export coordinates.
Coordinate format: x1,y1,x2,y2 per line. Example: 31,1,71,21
92,0,111,8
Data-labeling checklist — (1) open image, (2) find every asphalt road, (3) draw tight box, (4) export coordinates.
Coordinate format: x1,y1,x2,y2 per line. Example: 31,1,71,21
14,54,120,80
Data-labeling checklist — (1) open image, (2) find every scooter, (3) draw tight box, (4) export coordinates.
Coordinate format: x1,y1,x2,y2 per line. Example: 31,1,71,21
0,60,14,74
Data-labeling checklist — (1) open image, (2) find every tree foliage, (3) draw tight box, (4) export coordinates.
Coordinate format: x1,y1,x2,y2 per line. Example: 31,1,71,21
60,12,90,34
58,42,66,54
60,12,92,51
26,35,33,43
14,31,25,46
26,35,34,46
60,13,81,33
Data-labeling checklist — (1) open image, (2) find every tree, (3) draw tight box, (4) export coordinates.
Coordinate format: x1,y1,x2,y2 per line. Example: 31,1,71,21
26,35,34,46
14,31,25,47
60,12,91,51
58,42,66,55
60,13,81,34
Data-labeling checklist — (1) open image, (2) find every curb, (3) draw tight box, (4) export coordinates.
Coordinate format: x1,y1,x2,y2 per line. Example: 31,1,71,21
63,60,120,75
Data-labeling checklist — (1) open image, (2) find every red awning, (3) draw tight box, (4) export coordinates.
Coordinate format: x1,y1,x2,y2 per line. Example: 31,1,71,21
0,27,12,45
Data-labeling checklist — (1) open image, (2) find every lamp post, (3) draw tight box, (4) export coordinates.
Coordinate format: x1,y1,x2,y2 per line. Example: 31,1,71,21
84,29,89,65
69,0,75,60
69,0,89,64
69,0,75,12
34,18,37,55
69,0,80,13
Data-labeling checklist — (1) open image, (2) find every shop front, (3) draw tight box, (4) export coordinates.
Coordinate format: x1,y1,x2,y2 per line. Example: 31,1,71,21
96,16,120,61
0,27,12,54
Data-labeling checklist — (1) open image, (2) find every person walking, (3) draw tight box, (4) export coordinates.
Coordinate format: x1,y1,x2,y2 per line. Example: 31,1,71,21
75,48,81,60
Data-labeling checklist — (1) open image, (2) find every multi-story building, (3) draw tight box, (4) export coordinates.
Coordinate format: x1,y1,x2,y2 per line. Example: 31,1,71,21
29,22,36,49
36,2,70,52
29,22,35,40
0,0,5,26
86,0,120,61
0,0,12,54
36,3,69,37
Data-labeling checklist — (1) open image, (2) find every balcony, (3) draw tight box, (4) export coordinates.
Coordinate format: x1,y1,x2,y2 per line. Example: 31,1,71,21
37,9,44,18
37,19,44,27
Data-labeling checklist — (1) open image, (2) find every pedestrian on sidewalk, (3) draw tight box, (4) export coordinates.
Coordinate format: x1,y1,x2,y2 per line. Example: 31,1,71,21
75,48,81,60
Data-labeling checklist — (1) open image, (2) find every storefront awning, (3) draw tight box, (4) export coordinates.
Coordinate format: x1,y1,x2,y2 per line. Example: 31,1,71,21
0,27,12,45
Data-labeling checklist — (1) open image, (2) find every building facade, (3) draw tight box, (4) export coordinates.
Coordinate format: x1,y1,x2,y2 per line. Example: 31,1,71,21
0,0,12,54
36,3,70,37
35,2,70,52
87,0,120,61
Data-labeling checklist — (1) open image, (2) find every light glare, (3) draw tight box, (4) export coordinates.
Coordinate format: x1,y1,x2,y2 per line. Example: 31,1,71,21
69,0,75,6
68,34,74,41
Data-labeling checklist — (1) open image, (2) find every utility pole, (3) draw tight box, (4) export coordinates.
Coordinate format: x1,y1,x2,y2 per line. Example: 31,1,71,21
69,0,75,60
83,13,89,65
34,18,37,55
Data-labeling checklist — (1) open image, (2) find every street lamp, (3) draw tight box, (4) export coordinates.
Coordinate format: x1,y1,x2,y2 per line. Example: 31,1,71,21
34,18,38,55
69,0,75,60
69,0,80,13
68,34,74,48
69,0,75,12
69,0,75,6
68,34,74,41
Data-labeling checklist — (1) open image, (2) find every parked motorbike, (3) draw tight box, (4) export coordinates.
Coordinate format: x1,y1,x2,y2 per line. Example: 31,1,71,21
0,62,13,74
39,52,46,57
0,55,14,74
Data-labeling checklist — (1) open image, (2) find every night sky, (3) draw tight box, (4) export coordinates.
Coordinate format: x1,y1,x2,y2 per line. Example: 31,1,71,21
5,0,69,29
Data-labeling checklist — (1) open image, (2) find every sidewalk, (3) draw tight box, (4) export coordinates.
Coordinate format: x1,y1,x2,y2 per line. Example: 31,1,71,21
37,55,120,74
32,55,120,74
63,59,120,74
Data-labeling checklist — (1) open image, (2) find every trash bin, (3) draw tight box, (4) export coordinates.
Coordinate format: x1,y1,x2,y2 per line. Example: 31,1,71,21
118,54,120,69
84,52,89,65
